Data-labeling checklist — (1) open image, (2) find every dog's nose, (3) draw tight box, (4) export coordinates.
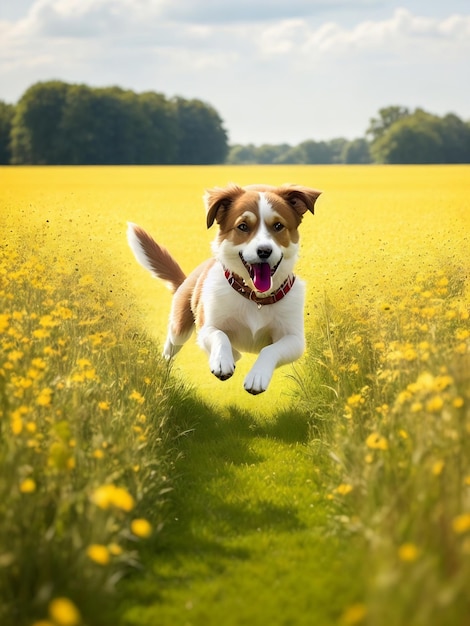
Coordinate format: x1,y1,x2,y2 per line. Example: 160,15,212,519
257,246,272,260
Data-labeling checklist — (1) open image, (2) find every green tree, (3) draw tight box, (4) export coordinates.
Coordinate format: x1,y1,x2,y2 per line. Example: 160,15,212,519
11,81,69,164
173,98,228,164
370,108,470,163
367,105,410,143
0,101,14,164
342,138,372,164
227,144,258,164
135,92,179,164
437,113,470,163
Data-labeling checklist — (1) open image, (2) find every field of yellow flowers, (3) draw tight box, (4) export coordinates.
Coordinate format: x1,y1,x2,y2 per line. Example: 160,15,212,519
1,164,469,626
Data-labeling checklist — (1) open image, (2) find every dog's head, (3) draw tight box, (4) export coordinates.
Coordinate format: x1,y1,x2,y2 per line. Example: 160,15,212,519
204,183,321,294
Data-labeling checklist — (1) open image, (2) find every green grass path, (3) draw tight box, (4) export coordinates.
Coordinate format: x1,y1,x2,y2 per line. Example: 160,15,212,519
119,398,362,626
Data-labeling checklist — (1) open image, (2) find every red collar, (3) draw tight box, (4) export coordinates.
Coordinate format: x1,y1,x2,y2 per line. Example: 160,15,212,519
224,268,296,306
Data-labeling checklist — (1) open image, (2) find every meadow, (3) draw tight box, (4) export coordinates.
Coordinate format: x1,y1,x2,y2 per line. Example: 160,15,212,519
0,164,469,625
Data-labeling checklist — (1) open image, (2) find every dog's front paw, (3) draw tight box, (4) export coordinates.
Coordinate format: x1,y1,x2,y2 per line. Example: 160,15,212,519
210,355,235,381
244,367,273,395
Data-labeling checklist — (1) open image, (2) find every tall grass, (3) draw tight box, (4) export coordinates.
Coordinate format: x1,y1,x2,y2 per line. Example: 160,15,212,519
0,241,189,626
1,165,469,625
300,264,470,625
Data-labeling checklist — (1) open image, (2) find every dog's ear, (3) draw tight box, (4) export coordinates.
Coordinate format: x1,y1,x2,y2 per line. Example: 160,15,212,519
204,184,245,228
277,184,322,217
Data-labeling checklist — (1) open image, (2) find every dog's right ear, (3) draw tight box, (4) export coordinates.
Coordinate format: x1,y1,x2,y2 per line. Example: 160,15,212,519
204,184,244,228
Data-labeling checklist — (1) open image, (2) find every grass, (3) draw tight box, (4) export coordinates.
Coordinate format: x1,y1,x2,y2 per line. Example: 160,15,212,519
1,164,469,625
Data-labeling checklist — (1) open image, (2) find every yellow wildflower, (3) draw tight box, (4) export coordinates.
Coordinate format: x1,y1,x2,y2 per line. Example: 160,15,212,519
426,396,444,413
0,313,10,333
453,397,464,409
19,478,36,493
48,597,81,626
77,358,92,368
86,544,110,566
39,314,57,328
366,433,388,451
33,328,51,339
37,387,53,407
452,513,470,534
131,518,152,538
398,543,419,562
8,349,24,362
335,483,353,495
98,401,110,410
108,543,123,556
432,460,445,476
91,484,135,511
341,603,367,625
129,390,145,404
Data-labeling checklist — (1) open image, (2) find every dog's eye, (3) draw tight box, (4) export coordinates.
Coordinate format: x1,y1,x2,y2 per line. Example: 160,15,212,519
273,222,285,232
237,222,249,232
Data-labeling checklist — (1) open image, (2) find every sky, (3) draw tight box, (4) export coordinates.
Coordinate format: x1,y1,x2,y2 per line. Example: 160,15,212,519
0,1,469,145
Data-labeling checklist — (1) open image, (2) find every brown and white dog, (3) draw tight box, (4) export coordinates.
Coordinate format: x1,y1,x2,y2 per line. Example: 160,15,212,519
127,183,321,394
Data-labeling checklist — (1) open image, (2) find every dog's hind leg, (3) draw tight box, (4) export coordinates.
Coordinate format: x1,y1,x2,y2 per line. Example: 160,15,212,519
163,282,195,360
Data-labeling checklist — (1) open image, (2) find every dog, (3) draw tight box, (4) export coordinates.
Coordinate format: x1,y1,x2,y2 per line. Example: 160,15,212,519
127,183,321,394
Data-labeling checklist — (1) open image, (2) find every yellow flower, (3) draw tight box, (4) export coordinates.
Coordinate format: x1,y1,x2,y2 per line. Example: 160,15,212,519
86,544,110,566
108,543,123,556
398,542,419,562
129,390,145,404
91,484,135,511
453,397,464,409
131,518,152,538
11,415,23,435
8,349,24,362
39,314,57,328
33,328,51,339
433,375,453,391
432,460,445,476
76,358,92,368
19,478,36,493
335,483,353,495
37,387,53,407
98,401,110,410
452,513,470,534
48,597,81,626
426,396,444,413
0,313,10,333
341,603,367,625
366,433,388,451
111,487,135,511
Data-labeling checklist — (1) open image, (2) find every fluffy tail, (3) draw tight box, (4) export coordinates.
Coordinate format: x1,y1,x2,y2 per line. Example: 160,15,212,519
127,223,186,293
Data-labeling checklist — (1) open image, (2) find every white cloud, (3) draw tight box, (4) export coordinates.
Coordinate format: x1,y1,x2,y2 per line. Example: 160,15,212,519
258,8,470,57
0,2,469,143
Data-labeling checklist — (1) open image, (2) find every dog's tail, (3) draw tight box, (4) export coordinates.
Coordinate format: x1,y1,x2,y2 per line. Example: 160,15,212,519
127,223,186,293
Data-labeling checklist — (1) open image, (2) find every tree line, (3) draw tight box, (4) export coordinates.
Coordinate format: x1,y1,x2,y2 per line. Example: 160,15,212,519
228,106,470,164
0,81,228,165
0,83,469,165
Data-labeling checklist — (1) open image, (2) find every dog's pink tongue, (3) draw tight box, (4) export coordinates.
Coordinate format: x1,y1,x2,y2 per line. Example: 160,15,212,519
252,263,272,293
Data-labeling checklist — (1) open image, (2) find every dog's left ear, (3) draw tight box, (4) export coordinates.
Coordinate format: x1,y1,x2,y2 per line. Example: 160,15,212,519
277,185,322,217
204,183,245,228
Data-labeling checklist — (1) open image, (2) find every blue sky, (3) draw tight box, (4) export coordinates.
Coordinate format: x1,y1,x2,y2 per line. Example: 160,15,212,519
1,1,469,145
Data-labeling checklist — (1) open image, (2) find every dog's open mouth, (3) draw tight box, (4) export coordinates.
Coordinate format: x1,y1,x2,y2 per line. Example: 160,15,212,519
239,253,283,293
